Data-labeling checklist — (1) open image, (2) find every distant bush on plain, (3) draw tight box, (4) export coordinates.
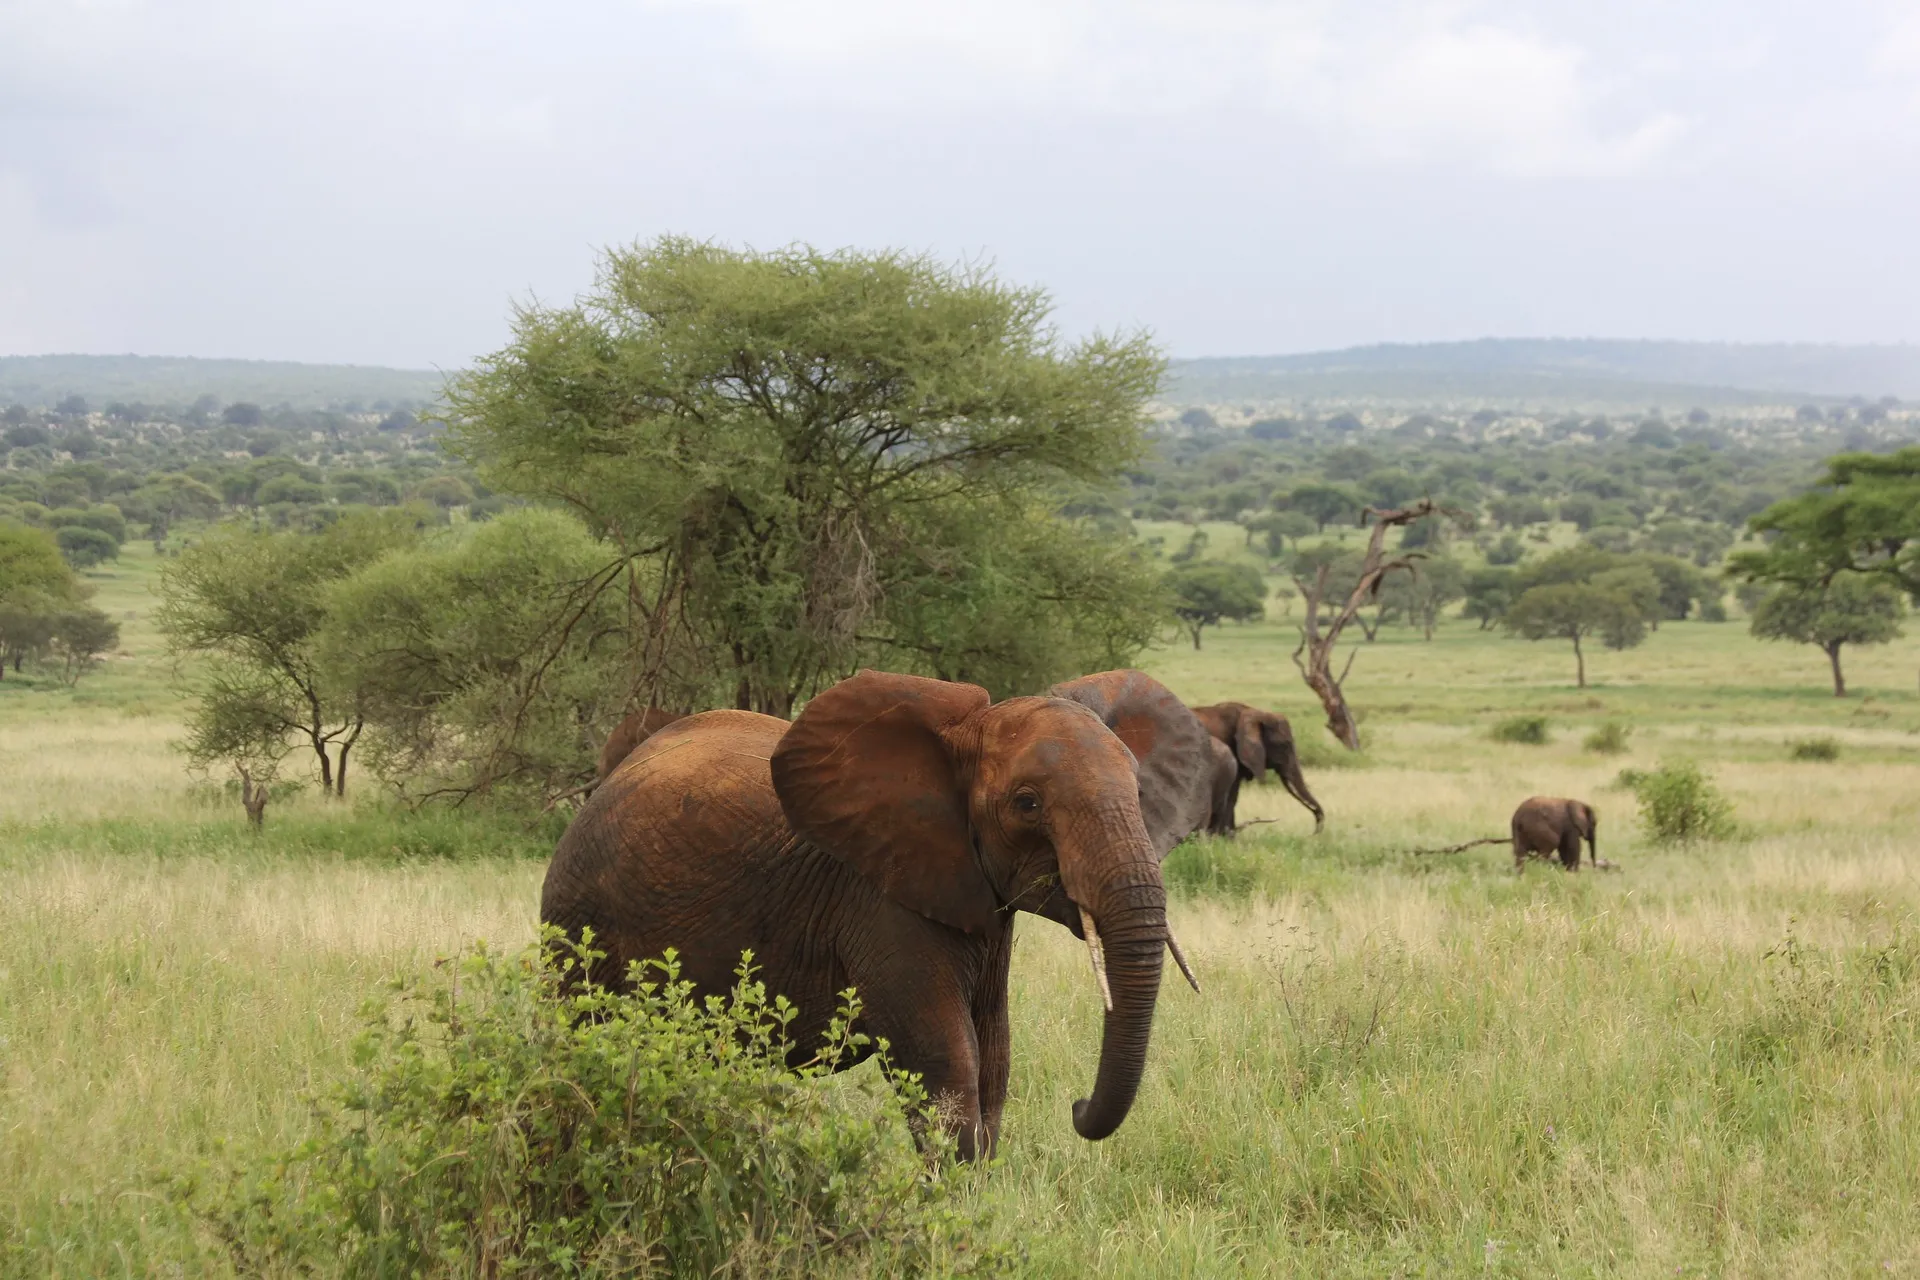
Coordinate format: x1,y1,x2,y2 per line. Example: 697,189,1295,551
1490,715,1551,745
208,934,1001,1278
1582,721,1632,754
1624,758,1737,844
1789,737,1841,761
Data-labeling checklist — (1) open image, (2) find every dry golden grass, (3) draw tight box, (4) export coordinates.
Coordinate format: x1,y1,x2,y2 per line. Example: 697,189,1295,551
4,569,1920,1274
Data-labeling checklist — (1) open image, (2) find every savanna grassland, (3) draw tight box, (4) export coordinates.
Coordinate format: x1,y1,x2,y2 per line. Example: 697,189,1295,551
5,541,1920,1277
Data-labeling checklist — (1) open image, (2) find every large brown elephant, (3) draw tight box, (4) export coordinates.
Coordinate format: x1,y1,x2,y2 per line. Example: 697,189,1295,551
541,670,1187,1160
1191,701,1326,832
1511,796,1597,871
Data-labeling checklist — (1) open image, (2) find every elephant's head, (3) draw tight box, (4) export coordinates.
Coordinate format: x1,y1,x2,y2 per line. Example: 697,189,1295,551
771,669,1175,1142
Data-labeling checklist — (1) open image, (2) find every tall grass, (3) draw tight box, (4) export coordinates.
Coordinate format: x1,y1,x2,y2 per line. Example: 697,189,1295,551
6,568,1920,1275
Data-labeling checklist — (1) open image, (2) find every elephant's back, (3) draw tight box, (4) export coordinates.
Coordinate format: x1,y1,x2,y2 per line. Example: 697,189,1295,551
1189,702,1237,744
542,710,797,985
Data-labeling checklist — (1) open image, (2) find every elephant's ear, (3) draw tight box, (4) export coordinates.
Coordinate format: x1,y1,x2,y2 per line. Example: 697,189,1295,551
1050,669,1212,859
1233,710,1266,778
771,670,995,933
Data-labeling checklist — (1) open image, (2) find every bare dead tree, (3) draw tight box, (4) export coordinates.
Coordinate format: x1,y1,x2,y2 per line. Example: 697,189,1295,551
1291,500,1453,750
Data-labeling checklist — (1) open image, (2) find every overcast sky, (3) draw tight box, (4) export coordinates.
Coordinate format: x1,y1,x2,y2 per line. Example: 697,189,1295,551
3,1,1917,369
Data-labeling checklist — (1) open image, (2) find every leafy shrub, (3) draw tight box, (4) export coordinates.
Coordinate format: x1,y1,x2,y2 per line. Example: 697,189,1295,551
1789,736,1841,761
1623,757,1737,844
1582,721,1632,754
1490,715,1551,745
210,934,1002,1278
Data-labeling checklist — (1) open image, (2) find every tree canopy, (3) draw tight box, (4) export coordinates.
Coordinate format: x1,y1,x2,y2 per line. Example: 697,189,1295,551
1166,560,1265,648
442,237,1166,712
1732,447,1920,597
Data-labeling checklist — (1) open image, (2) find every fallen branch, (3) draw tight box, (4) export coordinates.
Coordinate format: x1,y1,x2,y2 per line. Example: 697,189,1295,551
1408,836,1507,856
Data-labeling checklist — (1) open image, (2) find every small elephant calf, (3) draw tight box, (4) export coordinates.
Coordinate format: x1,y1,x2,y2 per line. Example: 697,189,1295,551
1511,796,1597,872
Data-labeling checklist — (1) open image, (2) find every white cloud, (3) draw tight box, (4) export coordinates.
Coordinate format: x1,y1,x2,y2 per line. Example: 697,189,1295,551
641,0,1681,175
1338,24,1688,176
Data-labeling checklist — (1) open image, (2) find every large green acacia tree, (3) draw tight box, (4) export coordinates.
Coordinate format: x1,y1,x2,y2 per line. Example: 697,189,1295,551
1731,447,1920,594
443,238,1167,712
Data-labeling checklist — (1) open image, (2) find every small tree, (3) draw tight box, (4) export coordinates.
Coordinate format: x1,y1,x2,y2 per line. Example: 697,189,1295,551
55,525,119,568
0,521,81,677
159,512,419,796
1749,575,1904,696
1462,566,1517,630
49,607,118,684
1377,555,1465,640
1166,560,1265,648
1503,580,1649,687
1284,483,1362,533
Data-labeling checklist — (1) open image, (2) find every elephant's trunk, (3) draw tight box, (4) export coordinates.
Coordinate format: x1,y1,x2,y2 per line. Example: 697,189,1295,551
1067,847,1167,1142
1276,744,1326,833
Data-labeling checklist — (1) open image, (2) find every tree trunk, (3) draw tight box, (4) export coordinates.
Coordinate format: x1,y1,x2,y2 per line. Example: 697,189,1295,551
1828,642,1847,697
1572,633,1586,688
335,722,362,798
311,734,333,792
1291,500,1449,751
1189,622,1203,650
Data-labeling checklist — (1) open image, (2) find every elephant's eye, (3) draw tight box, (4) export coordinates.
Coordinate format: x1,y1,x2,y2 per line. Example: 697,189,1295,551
1011,791,1040,815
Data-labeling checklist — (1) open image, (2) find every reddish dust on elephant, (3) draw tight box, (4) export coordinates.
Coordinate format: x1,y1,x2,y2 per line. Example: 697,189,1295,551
541,670,1204,1160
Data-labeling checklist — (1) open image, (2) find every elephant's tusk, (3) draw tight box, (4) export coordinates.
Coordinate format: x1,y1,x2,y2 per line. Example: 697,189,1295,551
1078,905,1113,1013
1165,925,1201,994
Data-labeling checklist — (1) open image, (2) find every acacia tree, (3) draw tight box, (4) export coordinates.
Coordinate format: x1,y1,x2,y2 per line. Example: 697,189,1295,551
442,238,1165,715
1165,560,1265,648
1501,564,1656,688
158,513,419,795
1731,447,1920,596
1749,575,1904,696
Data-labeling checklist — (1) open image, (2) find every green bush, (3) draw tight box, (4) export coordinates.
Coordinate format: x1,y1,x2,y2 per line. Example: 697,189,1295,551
1582,721,1632,754
210,934,1002,1278
1490,715,1551,745
1624,758,1737,844
1789,736,1841,761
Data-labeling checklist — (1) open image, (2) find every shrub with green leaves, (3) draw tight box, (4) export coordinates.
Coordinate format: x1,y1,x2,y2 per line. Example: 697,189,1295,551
1582,721,1632,754
1490,715,1551,745
211,933,1002,1278
1624,758,1737,844
1789,737,1841,761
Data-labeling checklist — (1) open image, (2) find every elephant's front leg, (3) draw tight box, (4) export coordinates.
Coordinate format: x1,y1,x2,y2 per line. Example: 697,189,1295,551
847,957,987,1159
971,926,1015,1159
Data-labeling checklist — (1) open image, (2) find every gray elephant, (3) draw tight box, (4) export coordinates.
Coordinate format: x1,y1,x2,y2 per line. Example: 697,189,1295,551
1049,669,1217,857
1191,701,1326,833
1511,796,1597,871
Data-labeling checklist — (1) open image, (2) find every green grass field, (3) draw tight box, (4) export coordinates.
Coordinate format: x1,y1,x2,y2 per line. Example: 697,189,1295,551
5,542,1920,1276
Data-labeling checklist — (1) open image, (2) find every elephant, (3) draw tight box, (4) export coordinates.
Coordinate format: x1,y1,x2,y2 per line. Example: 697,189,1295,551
540,669,1197,1161
1049,668,1217,857
1190,702,1326,833
595,705,685,785
1511,796,1597,871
